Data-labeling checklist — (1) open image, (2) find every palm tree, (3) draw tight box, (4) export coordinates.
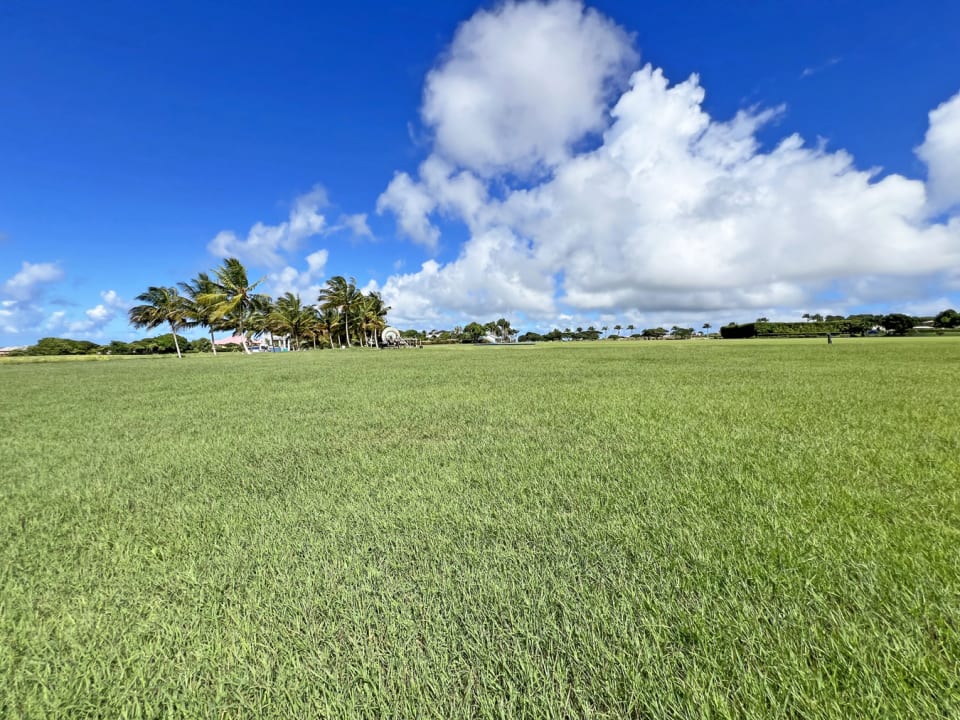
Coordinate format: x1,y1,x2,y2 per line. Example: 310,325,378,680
128,286,188,358
357,292,389,347
495,318,514,343
614,324,622,336
202,258,269,354
317,306,341,349
179,272,225,355
270,292,314,350
626,324,635,335
247,297,275,350
702,323,711,331
302,305,322,349
318,276,359,348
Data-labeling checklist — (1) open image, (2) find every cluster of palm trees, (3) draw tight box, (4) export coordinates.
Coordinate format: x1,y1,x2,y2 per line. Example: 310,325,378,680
128,258,389,358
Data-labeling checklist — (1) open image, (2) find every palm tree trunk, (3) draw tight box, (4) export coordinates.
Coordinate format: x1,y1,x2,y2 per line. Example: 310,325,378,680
169,321,182,359
209,328,217,356
343,315,352,348
239,318,251,354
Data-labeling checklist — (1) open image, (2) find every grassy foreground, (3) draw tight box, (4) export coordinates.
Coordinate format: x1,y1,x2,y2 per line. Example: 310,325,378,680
1,339,958,718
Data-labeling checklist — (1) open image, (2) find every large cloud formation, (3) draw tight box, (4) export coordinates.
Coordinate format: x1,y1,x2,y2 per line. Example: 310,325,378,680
377,0,960,327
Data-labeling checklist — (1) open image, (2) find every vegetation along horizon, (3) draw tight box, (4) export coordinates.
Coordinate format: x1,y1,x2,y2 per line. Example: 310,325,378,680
2,338,958,717
5,257,960,358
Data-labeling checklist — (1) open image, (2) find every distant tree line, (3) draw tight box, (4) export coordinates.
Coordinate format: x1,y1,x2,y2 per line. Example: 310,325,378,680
720,310,960,339
10,257,392,358
126,257,391,357
517,325,697,342
11,299,960,356
8,334,212,357
402,319,518,344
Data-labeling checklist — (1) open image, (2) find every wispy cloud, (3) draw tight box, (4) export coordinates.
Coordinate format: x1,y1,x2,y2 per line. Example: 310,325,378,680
2,261,64,302
208,186,329,268
208,187,374,269
67,289,127,334
801,56,841,78
336,213,374,240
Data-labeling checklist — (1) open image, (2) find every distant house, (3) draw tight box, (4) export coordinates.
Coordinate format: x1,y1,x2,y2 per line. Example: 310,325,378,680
0,346,26,355
213,335,246,346
213,334,287,352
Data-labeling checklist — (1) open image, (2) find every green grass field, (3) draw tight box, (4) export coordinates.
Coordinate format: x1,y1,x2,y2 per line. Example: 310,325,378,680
2,339,959,718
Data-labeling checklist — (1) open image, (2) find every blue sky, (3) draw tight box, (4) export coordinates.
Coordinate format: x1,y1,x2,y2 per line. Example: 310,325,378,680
2,0,959,345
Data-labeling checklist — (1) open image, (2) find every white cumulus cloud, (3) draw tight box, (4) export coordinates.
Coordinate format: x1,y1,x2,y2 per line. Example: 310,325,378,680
917,90,960,214
376,2,960,327
68,290,127,334
267,249,330,301
380,227,556,326
422,0,636,177
377,172,440,248
208,186,329,267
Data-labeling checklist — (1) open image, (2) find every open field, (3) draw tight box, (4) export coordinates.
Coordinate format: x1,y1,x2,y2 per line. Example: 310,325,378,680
2,339,959,718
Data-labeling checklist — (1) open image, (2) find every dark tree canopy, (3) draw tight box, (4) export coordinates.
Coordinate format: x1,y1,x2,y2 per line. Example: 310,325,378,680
934,308,960,328
880,313,915,335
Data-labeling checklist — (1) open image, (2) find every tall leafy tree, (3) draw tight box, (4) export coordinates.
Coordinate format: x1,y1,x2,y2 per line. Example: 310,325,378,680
270,292,315,350
128,286,189,359
301,305,322,349
246,298,275,349
881,313,915,335
461,322,485,343
357,292,390,347
317,306,341,349
202,258,269,354
179,272,225,355
935,308,959,328
318,276,359,348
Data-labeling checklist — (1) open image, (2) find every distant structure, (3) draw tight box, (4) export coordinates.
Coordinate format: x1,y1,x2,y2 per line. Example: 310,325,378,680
382,326,422,348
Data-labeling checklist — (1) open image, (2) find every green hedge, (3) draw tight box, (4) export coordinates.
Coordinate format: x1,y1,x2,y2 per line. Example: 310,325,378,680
757,321,850,336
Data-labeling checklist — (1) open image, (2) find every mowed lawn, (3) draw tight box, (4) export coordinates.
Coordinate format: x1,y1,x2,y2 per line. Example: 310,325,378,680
1,339,958,718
